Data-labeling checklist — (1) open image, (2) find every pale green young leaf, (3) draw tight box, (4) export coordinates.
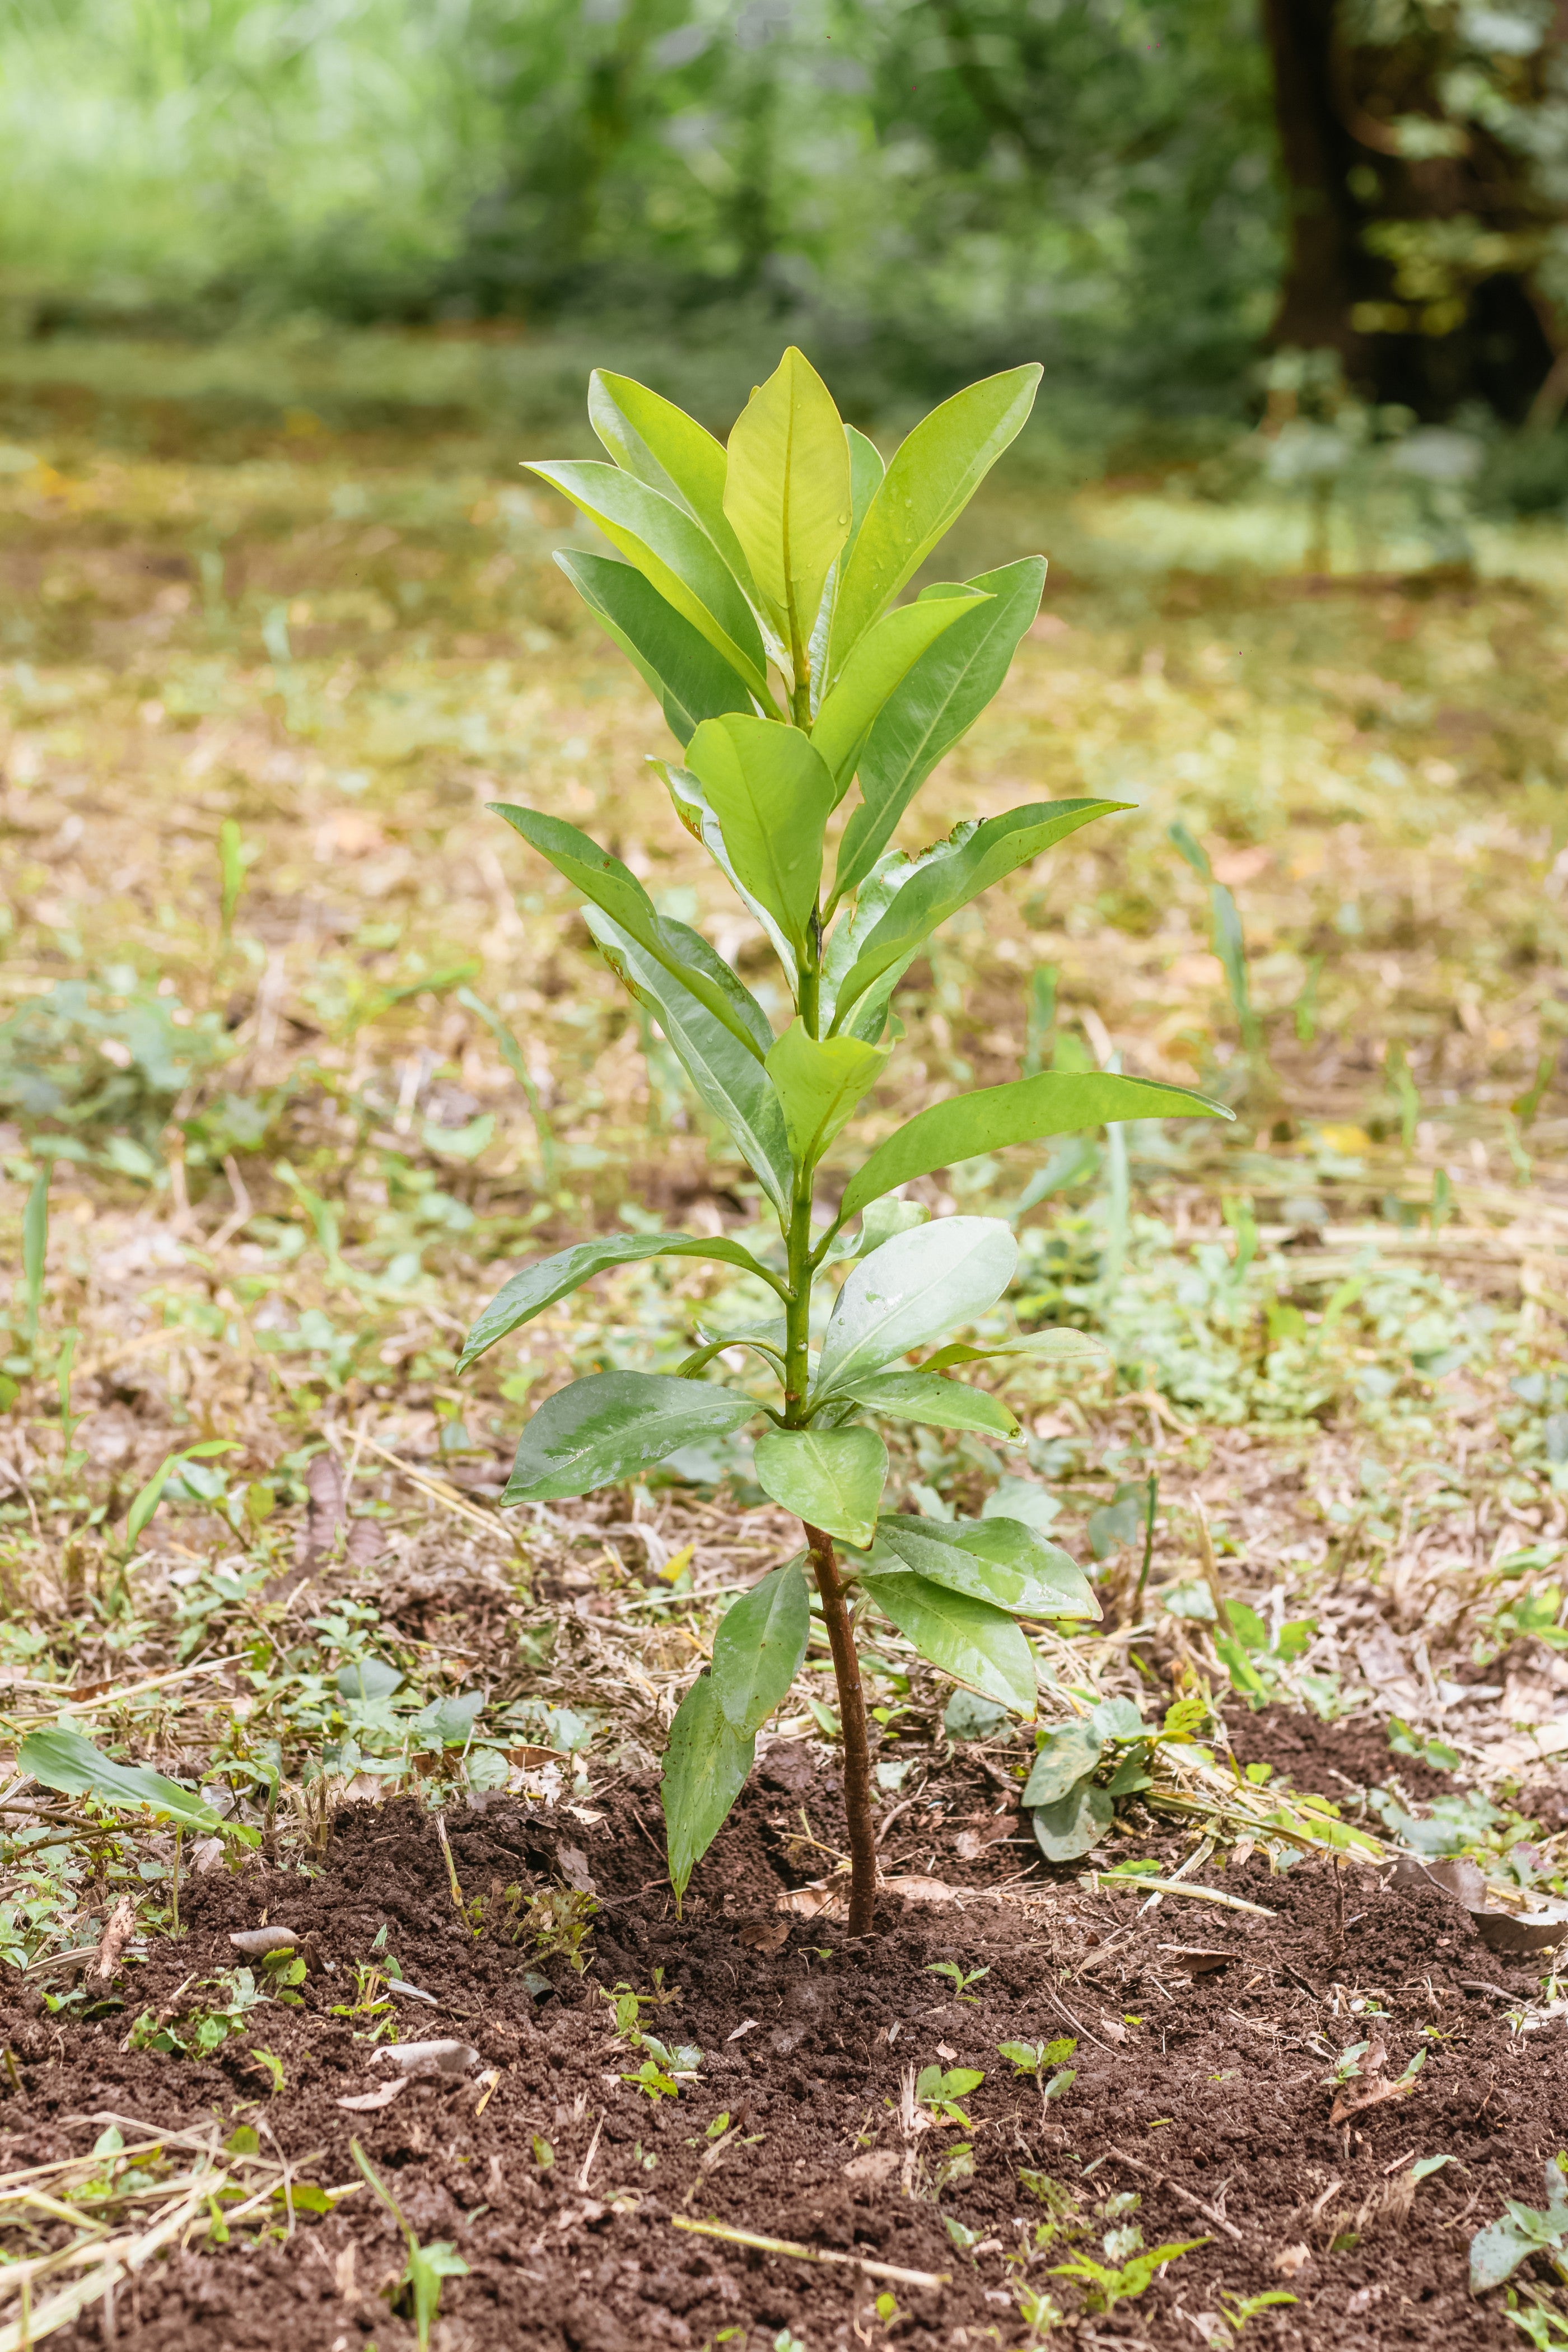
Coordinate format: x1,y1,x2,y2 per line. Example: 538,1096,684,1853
859,1571,1035,1714
459,1233,780,1373
503,1373,754,1502
764,1020,889,1166
820,828,956,1029
684,714,837,954
829,366,1041,668
876,1514,1100,1619
753,1425,888,1547
1030,1777,1113,1861
656,760,794,972
662,1671,757,1903
710,1556,811,1734
833,559,1047,903
809,587,988,794
125,1439,238,1550
815,1216,1018,1392
554,552,754,745
830,1369,1018,1437
490,803,770,1061
839,1072,1233,1221
20,1727,234,1836
527,461,768,694
832,800,1125,1025
587,370,757,590
722,346,851,648
843,424,885,563
921,1328,1110,1371
1020,1723,1105,1806
585,909,793,1211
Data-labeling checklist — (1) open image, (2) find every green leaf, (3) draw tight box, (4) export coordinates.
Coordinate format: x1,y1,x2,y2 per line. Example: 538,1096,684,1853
657,759,794,973
829,367,1041,669
921,1328,1110,1373
125,1439,238,1550
809,589,988,794
832,1369,1018,1436
844,424,885,561
684,715,837,955
459,1233,778,1373
832,801,1124,1025
860,1571,1035,1714
722,345,850,650
489,802,771,1060
662,1670,757,1905
753,1426,887,1546
526,461,768,694
587,370,757,591
584,908,793,1211
764,1020,888,1166
1021,1724,1105,1806
503,1373,755,1502
875,1514,1100,1620
833,559,1046,904
710,1556,810,1734
839,1071,1233,1221
816,1216,1018,1392
1030,1776,1114,1863
553,553,754,746
20,1727,232,1836
1469,2215,1542,2293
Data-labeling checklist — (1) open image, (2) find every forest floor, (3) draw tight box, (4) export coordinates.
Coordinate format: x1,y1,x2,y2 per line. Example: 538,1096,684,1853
1,335,1568,2351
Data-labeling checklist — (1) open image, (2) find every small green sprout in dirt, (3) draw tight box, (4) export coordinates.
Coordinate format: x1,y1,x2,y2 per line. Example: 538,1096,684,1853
520,1886,598,1972
926,1959,989,2001
127,1968,265,2058
532,2135,554,2169
914,2062,984,2126
1199,2289,1299,2349
1012,2281,1067,2341
1471,2155,1568,2294
1000,2036,1078,2114
1505,2285,1568,2348
459,347,1226,1932
622,2033,703,2100
352,2138,470,2351
1051,2228,1208,2316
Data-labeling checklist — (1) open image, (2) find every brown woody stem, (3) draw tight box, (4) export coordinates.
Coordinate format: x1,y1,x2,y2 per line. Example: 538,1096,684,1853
804,1519,878,1935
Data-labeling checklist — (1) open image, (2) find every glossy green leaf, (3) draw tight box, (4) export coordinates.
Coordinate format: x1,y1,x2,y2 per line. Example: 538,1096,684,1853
503,1373,755,1502
20,1726,234,1836
585,908,792,1211
657,759,794,973
527,460,768,693
1030,1777,1114,1863
860,1571,1035,1714
829,366,1041,667
921,1328,1110,1372
809,588,988,794
833,559,1048,904
832,800,1123,1024
839,1071,1233,1221
490,802,771,1060
710,1556,810,1734
753,1425,888,1546
459,1232,777,1373
816,1216,1018,1392
1021,1724,1105,1807
876,1514,1100,1618
722,345,850,647
554,552,754,746
685,714,837,954
843,424,885,554
587,370,756,590
662,1671,756,1904
831,1369,1018,1436
764,1020,888,1166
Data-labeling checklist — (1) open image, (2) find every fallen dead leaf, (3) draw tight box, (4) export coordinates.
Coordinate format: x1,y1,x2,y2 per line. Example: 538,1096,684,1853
557,1842,596,1894
1158,1945,1234,1976
737,1918,791,1952
776,1884,845,1919
337,2077,408,2111
843,2149,899,2186
1273,2243,1312,2278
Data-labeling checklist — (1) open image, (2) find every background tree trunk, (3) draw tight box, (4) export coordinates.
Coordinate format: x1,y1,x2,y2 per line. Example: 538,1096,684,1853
1261,0,1564,417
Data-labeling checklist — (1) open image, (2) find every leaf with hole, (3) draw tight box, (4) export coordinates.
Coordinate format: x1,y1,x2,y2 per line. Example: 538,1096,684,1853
753,1426,888,1547
710,1556,811,1734
460,1232,778,1373
503,1373,755,1502
860,1571,1035,1714
839,1072,1232,1221
662,1671,757,1905
816,1216,1018,1392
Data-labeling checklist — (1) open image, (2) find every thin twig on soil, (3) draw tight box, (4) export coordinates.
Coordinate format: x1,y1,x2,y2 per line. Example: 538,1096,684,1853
670,2214,948,2289
1102,2148,1245,2244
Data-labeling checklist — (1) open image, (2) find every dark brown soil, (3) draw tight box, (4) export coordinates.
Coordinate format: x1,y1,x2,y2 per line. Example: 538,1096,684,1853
2,1719,1558,2352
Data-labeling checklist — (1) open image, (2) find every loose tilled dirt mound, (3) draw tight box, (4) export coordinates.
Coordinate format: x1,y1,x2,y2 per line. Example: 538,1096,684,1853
1,1718,1561,2351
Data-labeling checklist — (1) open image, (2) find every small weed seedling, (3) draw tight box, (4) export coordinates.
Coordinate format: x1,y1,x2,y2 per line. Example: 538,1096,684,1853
1472,2155,1568,2294
998,2035,1077,2113
459,349,1226,1928
1200,2289,1299,2350
926,1959,989,2002
352,2138,469,2350
1051,2226,1208,2316
914,2062,984,2126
